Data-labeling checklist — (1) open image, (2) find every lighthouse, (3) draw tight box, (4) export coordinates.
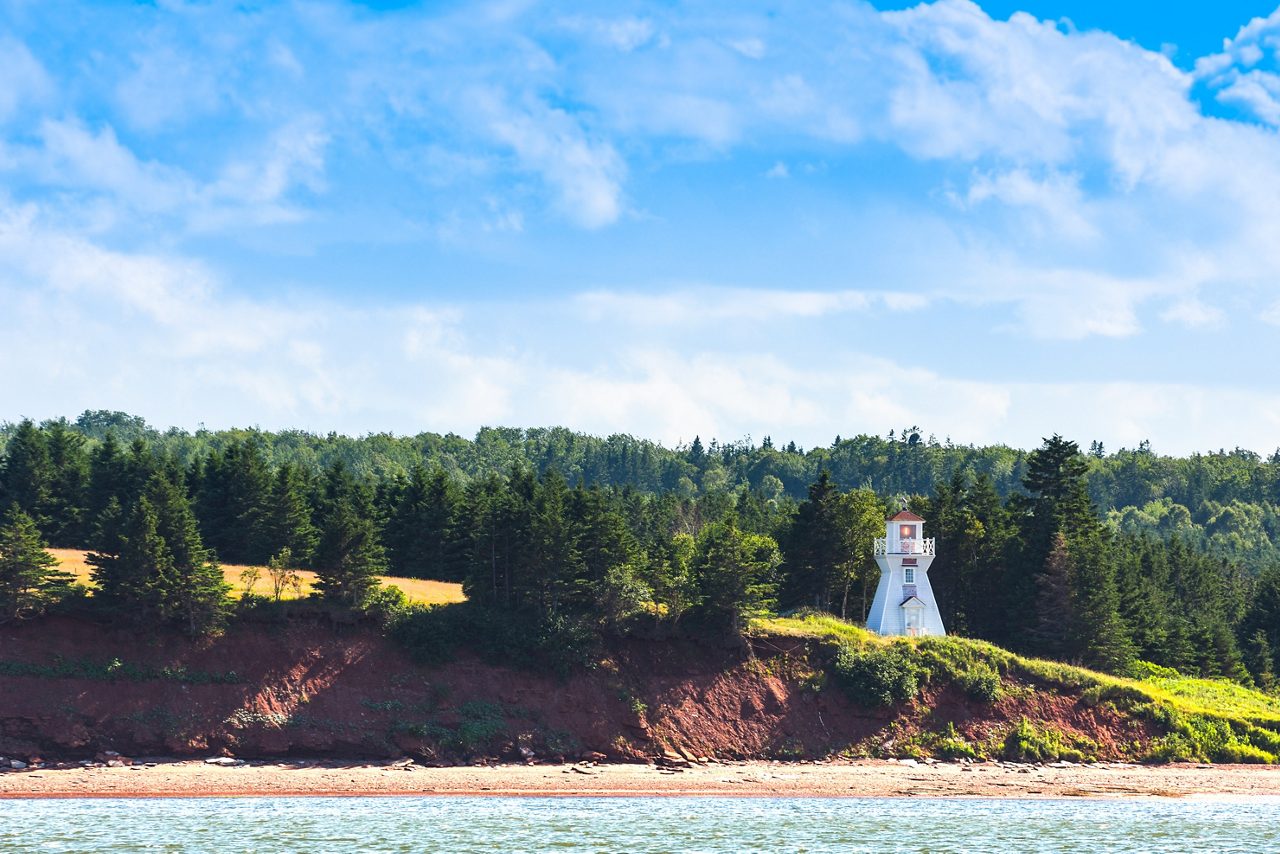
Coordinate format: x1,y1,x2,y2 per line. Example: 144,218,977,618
865,510,946,637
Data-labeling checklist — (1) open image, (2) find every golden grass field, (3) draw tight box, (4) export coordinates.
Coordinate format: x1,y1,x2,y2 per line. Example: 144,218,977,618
49,548,466,606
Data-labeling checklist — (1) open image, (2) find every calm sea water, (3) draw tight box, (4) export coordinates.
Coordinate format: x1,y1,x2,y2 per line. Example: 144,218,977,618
4,796,1278,853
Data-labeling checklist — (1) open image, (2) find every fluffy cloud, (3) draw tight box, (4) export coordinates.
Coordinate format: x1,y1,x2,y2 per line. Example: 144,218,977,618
4,1,1280,452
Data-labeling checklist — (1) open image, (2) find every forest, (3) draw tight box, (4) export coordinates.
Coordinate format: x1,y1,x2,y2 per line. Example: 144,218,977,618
1,411,1278,689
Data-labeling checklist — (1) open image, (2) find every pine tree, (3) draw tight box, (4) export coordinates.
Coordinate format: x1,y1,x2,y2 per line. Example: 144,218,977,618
1030,533,1074,660
0,505,74,621
86,433,129,539
781,471,846,612
314,501,386,608
0,420,52,532
147,472,229,634
1247,629,1277,692
42,419,90,546
385,465,460,580
258,464,319,565
91,495,173,617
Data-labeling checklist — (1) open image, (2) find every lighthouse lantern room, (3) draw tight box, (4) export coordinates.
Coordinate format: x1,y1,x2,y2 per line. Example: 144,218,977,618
865,510,946,637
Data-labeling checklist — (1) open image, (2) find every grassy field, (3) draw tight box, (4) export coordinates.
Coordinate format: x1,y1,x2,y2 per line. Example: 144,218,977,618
753,612,1280,762
50,548,466,607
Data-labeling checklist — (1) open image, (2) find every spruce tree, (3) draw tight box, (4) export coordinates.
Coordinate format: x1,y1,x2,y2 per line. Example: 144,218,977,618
781,471,846,612
42,420,90,546
1247,630,1277,692
1030,533,1075,660
147,472,229,634
313,462,386,607
314,500,386,608
0,420,52,532
86,433,129,537
385,465,459,580
258,464,319,565
91,495,173,617
0,505,74,621
195,439,272,564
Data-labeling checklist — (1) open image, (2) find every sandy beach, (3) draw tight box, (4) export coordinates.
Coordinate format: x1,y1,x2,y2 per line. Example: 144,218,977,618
3,759,1280,799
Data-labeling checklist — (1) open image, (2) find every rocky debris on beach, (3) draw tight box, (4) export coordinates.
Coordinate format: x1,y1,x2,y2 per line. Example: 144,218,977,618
204,756,247,767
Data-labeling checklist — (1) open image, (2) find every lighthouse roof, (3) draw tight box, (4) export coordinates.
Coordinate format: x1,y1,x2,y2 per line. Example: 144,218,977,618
888,510,924,522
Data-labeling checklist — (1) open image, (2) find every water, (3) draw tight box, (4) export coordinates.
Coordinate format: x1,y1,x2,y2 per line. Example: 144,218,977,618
4,796,1278,853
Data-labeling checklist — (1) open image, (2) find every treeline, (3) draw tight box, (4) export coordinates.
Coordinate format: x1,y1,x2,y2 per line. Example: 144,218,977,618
6,411,1280,509
0,416,1278,690
5,411,1280,567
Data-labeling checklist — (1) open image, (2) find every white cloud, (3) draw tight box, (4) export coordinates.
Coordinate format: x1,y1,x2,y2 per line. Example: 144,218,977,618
0,38,52,122
574,287,927,326
485,98,626,228
1160,298,1225,330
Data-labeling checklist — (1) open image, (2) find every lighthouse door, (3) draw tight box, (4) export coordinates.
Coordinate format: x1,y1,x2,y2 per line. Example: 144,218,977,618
903,608,919,637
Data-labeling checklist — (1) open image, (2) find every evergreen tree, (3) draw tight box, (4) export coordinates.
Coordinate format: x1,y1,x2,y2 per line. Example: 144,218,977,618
41,419,90,545
86,433,129,539
527,469,582,615
1246,629,1276,692
0,505,74,621
258,464,319,565
0,420,52,531
781,471,847,612
314,502,386,608
90,495,173,617
1241,565,1280,679
693,519,782,635
147,472,229,634
1069,529,1137,673
385,465,459,580
313,461,387,608
195,439,272,564
1030,533,1074,660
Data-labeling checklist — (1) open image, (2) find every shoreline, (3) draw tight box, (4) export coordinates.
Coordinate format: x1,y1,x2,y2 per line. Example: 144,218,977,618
4,759,1280,800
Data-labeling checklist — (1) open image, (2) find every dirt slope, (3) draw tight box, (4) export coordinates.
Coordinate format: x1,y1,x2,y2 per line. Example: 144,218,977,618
0,616,1157,764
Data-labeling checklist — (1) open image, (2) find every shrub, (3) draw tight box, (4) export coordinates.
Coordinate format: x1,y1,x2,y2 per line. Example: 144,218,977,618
832,643,920,707
932,723,978,760
1002,718,1096,762
957,663,1002,703
450,701,508,754
1130,660,1181,680
364,584,410,626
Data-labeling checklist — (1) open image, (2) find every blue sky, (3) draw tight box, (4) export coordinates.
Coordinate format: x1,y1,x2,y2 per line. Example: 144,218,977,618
4,0,1280,454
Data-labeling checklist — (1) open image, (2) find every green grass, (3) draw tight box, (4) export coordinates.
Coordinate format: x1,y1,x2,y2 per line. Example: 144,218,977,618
751,612,1280,764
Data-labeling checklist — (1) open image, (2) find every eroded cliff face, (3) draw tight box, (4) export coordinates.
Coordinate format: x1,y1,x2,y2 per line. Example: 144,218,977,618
0,617,1150,763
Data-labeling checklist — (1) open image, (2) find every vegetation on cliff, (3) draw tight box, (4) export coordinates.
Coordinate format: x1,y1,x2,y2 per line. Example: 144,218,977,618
1,413,1278,762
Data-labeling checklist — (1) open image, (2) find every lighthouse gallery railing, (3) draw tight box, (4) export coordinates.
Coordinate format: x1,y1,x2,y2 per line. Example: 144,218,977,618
873,537,935,556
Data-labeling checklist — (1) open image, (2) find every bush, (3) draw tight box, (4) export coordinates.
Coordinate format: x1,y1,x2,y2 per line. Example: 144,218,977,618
957,663,1002,703
932,723,979,760
831,643,920,707
364,585,410,626
1002,718,1096,762
1130,660,1181,680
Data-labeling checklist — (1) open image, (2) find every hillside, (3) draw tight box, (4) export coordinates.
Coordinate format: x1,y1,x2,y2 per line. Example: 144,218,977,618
3,611,1277,766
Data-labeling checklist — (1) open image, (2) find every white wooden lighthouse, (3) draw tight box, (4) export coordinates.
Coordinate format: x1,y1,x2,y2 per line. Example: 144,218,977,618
865,510,946,637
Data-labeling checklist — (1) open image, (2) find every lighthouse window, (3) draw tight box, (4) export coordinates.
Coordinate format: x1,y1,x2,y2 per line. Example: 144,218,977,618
904,567,915,583
899,524,915,540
